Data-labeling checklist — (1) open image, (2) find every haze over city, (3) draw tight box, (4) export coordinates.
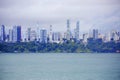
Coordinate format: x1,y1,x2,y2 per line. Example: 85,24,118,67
0,0,120,33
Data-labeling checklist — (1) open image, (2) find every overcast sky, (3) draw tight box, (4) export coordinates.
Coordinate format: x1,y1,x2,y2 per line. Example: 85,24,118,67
0,0,120,33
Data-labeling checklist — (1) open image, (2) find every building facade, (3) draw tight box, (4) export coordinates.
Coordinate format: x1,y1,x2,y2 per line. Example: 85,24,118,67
40,29,47,43
66,19,71,40
93,29,98,39
13,26,21,42
75,21,80,40
9,29,13,42
0,25,6,41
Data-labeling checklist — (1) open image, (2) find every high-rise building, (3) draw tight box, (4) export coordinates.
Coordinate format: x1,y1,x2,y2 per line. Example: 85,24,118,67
75,21,80,40
93,29,98,39
12,26,16,42
83,33,88,43
0,25,6,41
9,29,13,42
105,32,111,42
117,32,120,40
66,19,71,40
63,32,67,39
17,26,21,42
111,30,119,41
27,28,31,41
30,30,37,41
40,28,47,43
13,26,21,42
36,27,40,41
73,29,76,38
49,25,53,43
26,28,37,41
52,32,61,43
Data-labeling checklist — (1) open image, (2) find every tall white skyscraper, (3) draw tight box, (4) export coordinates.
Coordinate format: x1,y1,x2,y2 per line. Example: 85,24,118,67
49,25,53,43
75,21,80,40
66,19,71,40
30,30,37,41
52,32,61,43
26,28,37,41
9,29,13,42
93,29,98,39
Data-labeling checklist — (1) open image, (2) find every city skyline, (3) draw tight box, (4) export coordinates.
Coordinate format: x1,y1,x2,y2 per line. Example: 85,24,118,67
0,0,120,32
0,19,120,43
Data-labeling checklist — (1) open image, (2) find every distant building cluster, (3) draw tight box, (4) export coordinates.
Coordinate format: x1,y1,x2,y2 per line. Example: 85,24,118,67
0,25,21,42
0,20,120,43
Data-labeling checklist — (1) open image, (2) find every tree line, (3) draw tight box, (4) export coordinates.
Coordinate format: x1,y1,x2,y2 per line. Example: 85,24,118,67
0,40,120,53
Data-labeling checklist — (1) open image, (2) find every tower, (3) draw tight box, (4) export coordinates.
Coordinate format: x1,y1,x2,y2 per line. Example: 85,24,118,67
49,25,53,42
40,28,47,43
66,19,70,40
93,29,98,39
9,29,13,42
27,28,31,41
0,25,6,41
75,21,80,40
13,26,21,42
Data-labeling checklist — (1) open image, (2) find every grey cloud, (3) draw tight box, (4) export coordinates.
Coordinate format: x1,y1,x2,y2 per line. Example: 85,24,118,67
0,0,120,32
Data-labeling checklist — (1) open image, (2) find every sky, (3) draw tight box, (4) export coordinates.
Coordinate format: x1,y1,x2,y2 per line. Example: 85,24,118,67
0,0,120,33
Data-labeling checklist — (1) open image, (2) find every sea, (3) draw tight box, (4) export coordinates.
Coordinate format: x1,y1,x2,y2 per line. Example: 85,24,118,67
0,53,120,80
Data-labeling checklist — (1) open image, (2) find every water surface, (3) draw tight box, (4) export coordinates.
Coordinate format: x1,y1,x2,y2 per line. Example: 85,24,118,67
0,53,120,80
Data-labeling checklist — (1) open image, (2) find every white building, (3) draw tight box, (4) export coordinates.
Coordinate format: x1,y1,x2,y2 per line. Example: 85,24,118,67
75,21,80,40
83,33,88,43
49,25,53,43
9,29,13,42
66,19,71,40
52,32,62,43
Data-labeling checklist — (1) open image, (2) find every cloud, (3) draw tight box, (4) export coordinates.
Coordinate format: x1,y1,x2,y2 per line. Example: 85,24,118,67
0,0,120,32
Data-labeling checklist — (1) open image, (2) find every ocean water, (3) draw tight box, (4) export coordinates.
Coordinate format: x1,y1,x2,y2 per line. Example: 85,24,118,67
0,53,120,80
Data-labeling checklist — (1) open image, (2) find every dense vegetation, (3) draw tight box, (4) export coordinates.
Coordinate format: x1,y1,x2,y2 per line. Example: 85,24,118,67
0,40,120,53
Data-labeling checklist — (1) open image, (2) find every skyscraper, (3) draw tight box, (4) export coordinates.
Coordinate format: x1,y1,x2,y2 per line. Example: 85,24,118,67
13,26,21,42
75,21,80,40
52,32,61,43
9,29,13,42
27,28,31,41
40,28,47,43
66,19,71,40
93,29,98,39
30,30,37,41
0,25,6,41
49,25,53,43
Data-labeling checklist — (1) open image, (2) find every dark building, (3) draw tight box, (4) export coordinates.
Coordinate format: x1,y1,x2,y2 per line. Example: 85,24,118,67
0,25,6,41
13,26,21,42
17,26,21,42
